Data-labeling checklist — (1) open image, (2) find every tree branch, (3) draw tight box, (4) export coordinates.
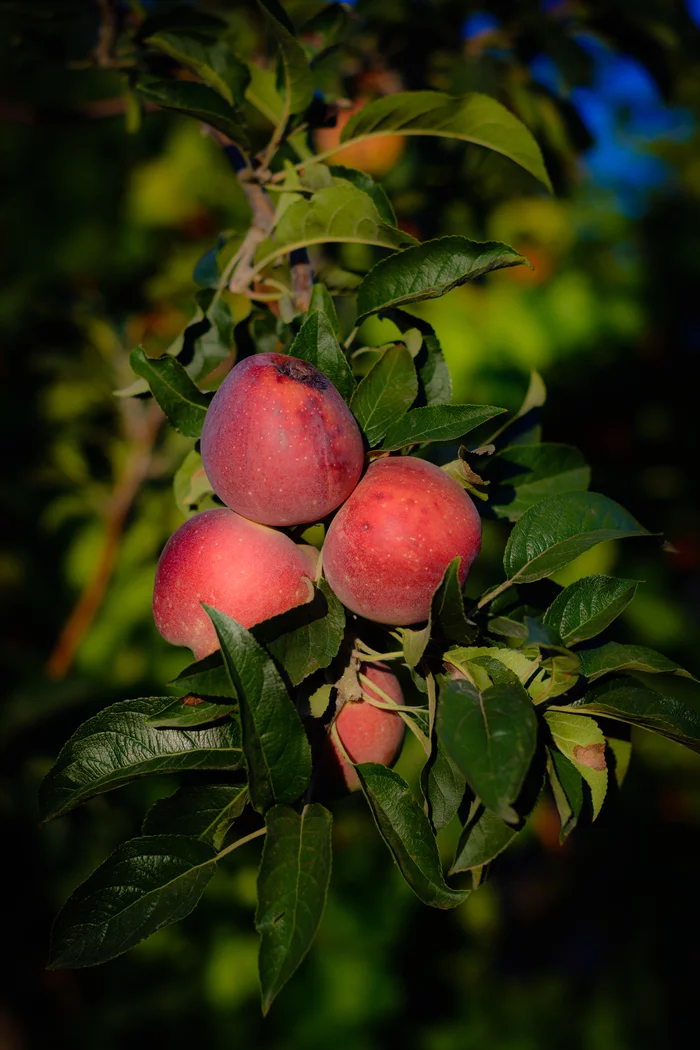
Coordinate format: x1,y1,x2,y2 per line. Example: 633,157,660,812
46,400,163,679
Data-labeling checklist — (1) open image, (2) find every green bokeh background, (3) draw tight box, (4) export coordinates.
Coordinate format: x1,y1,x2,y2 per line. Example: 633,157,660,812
2,2,700,1047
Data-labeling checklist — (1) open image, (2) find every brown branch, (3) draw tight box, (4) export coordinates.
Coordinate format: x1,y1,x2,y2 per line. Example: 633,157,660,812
46,401,163,679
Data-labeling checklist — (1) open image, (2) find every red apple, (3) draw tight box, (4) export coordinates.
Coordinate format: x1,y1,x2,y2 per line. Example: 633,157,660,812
323,457,481,624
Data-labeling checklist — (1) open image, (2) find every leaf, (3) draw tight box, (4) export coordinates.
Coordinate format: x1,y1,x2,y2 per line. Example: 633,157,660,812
450,806,520,874
136,78,250,148
486,370,547,447
287,311,355,402
579,642,696,683
357,237,530,321
157,288,235,387
173,450,216,518
329,165,396,226
299,3,350,57
38,699,244,822
146,32,250,106
559,673,700,753
259,0,314,117
421,741,466,834
432,557,476,645
487,443,591,521
130,347,211,438
145,696,236,729
437,679,537,822
444,646,541,688
503,492,650,583
547,747,584,840
206,607,312,814
338,91,552,190
142,785,249,848
356,765,469,909
256,804,333,1014
381,309,452,408
542,574,640,646
168,652,235,698
307,283,339,333
400,556,474,669
48,836,216,969
544,711,607,819
261,185,416,268
381,404,506,451
255,579,345,686
350,344,418,445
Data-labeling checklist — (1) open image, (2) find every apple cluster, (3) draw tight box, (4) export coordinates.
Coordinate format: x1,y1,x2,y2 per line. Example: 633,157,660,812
153,352,482,787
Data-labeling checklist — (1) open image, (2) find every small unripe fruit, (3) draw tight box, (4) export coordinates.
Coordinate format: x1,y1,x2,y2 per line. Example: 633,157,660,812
323,457,482,625
329,663,405,792
200,353,365,527
153,508,314,659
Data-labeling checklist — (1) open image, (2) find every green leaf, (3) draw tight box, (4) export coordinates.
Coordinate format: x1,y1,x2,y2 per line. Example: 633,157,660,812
486,370,546,447
256,804,333,1014
48,836,217,969
356,765,469,909
136,78,250,148
503,492,650,584
299,4,350,57
168,652,235,698
381,404,506,451
338,92,552,190
146,32,250,106
382,309,452,408
547,747,584,841
307,283,339,333
444,646,541,688
130,347,211,438
579,642,696,683
39,699,244,822
262,185,416,268
421,741,466,833
259,0,314,117
173,450,217,518
450,806,519,874
206,607,312,814
142,785,249,848
437,679,537,822
255,579,345,686
487,443,591,521
357,237,530,321
559,673,700,753
432,557,476,645
329,165,396,226
287,311,355,402
350,344,417,445
542,575,640,646
145,696,236,729
544,711,607,819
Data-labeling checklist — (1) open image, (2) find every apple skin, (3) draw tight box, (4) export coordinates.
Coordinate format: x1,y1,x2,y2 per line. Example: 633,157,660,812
200,353,365,527
329,663,405,792
153,508,314,659
323,457,482,625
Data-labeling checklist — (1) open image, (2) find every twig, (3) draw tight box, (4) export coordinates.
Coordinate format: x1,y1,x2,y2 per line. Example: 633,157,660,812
228,174,277,295
46,401,163,679
93,0,119,69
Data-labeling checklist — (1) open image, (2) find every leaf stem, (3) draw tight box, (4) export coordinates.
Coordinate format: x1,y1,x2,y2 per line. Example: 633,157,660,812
475,578,514,611
215,825,267,862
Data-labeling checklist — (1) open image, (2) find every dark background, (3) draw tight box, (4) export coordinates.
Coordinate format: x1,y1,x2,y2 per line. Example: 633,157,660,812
2,2,700,1047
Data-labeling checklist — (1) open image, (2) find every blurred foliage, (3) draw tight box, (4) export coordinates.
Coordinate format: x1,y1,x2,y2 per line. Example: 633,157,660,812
2,0,700,1047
